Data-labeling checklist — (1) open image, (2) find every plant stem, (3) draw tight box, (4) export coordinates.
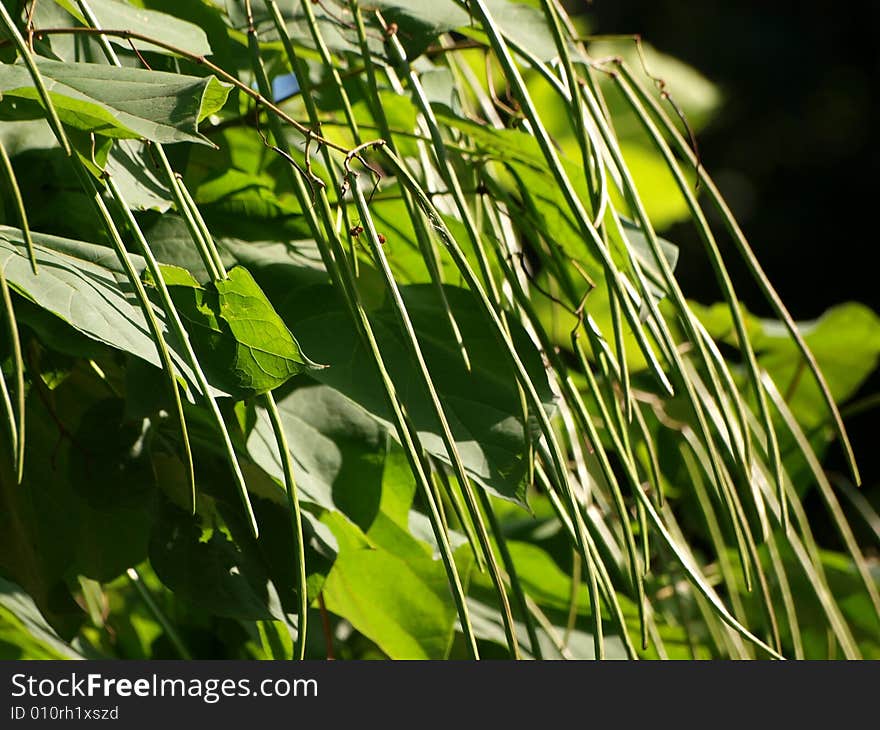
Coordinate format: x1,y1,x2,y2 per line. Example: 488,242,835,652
0,264,25,482
0,142,37,274
0,4,71,155
127,568,192,660
263,393,309,660
26,26,374,157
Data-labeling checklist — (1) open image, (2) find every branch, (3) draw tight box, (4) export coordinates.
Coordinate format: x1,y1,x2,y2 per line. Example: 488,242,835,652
27,26,385,157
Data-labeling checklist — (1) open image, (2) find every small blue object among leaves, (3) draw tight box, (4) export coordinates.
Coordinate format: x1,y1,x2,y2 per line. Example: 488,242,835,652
271,73,300,102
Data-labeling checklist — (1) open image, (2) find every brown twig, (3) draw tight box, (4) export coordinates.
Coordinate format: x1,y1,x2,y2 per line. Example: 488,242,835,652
24,0,38,51
579,33,702,184
126,37,151,70
317,592,334,660
340,140,385,198
255,113,326,202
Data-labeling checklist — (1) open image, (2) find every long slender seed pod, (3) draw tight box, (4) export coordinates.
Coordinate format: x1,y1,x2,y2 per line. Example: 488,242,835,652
0,2,71,155
127,568,191,659
349,174,521,658
263,393,309,659
611,67,786,530
0,263,24,481
258,2,480,655
619,62,860,487
0,142,37,274
74,0,258,534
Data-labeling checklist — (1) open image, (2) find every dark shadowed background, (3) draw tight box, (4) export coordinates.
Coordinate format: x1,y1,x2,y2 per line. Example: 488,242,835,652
580,0,879,535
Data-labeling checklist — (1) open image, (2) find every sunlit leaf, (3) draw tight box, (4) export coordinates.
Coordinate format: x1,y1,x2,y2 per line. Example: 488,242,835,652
0,60,230,144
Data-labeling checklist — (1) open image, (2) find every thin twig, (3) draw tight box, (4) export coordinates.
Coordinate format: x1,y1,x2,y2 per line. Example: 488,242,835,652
29,26,384,157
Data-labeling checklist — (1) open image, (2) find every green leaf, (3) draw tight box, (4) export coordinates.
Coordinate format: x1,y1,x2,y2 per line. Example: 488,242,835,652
272,0,556,64
0,227,207,392
190,156,310,233
105,140,174,213
0,576,86,659
149,503,286,621
246,382,468,560
321,511,461,659
247,382,388,517
12,296,107,361
457,0,561,61
137,0,235,69
372,0,559,61
0,371,158,638
148,466,335,621
0,59,230,145
0,227,154,357
436,108,554,168
231,245,553,505
589,39,723,133
696,302,880,427
52,0,213,57
1,229,316,399
157,264,322,397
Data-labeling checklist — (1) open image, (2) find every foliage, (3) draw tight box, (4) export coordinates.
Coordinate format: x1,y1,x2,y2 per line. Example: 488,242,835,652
0,0,878,660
